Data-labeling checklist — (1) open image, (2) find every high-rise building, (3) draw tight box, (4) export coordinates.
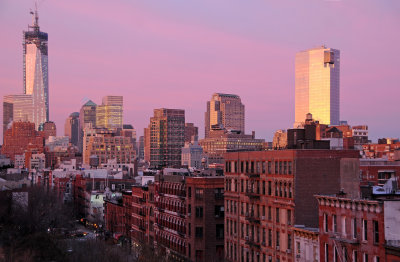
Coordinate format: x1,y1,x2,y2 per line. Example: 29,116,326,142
64,112,80,147
295,46,340,127
23,8,49,129
3,94,33,136
205,93,245,138
96,96,123,129
184,123,198,143
147,108,185,168
79,100,97,151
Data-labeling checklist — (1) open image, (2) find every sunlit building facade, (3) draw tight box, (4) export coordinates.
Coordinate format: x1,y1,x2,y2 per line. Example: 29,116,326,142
96,96,123,129
23,10,49,130
3,94,33,136
147,108,185,168
295,46,340,127
79,100,97,151
82,128,135,165
205,93,245,138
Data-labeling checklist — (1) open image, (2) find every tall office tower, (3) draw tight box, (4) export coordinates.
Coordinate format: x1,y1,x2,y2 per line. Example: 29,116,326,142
64,112,80,147
79,100,97,151
205,93,245,138
23,8,49,130
147,108,185,168
295,46,340,127
96,96,123,129
3,94,33,136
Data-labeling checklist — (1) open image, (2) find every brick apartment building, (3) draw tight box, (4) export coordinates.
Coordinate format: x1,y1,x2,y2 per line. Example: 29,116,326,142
360,159,400,187
1,121,44,162
316,195,400,262
104,168,225,262
223,150,360,262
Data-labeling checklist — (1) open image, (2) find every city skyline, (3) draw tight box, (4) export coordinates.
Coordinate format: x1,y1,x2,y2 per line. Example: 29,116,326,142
1,1,399,142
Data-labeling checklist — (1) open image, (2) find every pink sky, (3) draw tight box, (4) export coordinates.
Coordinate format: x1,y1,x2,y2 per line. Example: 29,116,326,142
0,0,399,142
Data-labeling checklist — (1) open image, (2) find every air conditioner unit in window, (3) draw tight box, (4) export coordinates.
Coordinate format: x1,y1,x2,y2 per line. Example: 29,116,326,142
261,216,265,220
276,246,280,251
286,249,292,254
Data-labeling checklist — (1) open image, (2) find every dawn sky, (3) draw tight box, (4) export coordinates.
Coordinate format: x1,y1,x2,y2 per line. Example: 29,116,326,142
1,0,399,142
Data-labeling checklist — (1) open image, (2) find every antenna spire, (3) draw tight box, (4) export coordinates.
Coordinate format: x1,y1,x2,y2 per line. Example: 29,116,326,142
29,1,39,31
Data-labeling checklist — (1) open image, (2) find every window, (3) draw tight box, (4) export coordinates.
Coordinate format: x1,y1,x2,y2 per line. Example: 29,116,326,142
342,216,346,236
268,229,272,247
195,227,203,238
276,231,280,248
216,224,224,239
188,187,192,197
363,253,368,262
374,256,380,262
276,208,280,223
363,220,368,241
334,246,338,262
215,205,224,218
333,215,337,232
214,188,223,199
343,247,348,262
195,207,203,218
373,220,379,244
287,233,292,250
324,213,329,233
296,242,301,256
353,251,358,262
287,210,292,225
268,206,272,220
352,218,357,239
195,188,204,199
268,161,271,174
262,181,266,195
325,243,329,262
268,181,272,195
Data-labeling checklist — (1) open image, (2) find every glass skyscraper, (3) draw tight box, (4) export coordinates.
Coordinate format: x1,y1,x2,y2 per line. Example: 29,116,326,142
295,46,340,127
23,9,49,130
3,94,33,137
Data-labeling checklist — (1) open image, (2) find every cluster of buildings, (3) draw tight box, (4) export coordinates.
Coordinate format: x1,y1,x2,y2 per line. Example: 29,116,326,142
1,10,400,262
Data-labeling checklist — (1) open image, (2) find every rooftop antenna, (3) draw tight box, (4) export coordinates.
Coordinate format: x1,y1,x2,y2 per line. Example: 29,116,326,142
29,1,39,31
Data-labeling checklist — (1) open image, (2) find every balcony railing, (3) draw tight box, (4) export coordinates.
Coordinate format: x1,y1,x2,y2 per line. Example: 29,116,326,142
245,213,260,224
245,173,260,179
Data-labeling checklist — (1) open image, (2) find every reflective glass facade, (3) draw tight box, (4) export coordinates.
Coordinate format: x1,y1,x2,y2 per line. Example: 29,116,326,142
23,13,49,130
295,46,340,126
3,94,33,135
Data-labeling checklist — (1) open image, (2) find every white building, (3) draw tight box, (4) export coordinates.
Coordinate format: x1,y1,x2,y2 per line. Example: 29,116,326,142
293,226,319,262
181,137,204,169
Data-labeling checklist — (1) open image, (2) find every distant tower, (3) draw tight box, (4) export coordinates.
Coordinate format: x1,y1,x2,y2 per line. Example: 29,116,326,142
79,100,97,152
96,96,123,129
205,93,245,138
65,112,80,147
147,108,185,168
23,6,49,130
295,46,340,127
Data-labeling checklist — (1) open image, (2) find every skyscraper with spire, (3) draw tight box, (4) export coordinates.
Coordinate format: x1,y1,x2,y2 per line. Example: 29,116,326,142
23,6,49,130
